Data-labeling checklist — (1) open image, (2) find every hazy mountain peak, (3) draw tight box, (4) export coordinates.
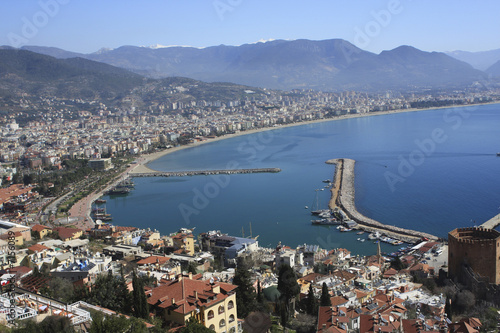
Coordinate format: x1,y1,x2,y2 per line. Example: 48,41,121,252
93,47,114,54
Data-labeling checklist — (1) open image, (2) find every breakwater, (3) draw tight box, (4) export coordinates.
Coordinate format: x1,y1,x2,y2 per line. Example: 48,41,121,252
326,158,438,243
130,168,281,177
480,213,500,230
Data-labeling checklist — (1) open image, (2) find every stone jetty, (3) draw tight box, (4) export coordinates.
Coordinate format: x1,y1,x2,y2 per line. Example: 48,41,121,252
480,213,500,230
131,168,281,177
326,158,438,243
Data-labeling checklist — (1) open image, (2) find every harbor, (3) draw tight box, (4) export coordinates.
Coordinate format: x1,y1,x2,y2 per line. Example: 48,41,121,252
325,158,438,243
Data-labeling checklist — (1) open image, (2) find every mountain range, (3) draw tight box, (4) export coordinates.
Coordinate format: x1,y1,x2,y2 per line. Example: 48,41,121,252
14,39,496,92
0,48,266,107
445,48,500,71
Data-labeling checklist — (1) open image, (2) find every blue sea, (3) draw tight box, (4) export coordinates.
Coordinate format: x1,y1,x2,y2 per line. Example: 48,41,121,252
103,104,500,255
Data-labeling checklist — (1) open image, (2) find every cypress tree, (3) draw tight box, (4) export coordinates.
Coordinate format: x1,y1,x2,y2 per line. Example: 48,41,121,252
132,271,149,319
233,257,257,318
257,279,264,304
305,283,318,315
320,282,331,307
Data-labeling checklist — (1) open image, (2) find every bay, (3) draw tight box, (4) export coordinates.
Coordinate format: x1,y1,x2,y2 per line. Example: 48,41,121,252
103,104,500,256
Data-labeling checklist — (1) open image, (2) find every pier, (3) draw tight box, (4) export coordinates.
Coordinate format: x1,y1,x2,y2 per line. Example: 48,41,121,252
130,168,281,177
326,158,438,243
480,213,500,230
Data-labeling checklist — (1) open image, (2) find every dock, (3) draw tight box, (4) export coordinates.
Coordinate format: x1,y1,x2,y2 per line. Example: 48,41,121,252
130,168,281,177
326,158,438,243
480,213,500,229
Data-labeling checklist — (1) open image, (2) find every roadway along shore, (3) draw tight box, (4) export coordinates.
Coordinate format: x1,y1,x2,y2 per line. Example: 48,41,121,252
67,101,499,231
326,158,438,243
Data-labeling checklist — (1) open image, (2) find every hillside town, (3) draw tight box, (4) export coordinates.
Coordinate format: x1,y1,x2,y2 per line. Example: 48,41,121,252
0,205,498,332
0,85,497,331
0,86,498,169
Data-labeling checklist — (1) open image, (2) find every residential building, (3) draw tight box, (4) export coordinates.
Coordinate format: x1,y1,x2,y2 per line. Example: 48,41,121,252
147,274,238,332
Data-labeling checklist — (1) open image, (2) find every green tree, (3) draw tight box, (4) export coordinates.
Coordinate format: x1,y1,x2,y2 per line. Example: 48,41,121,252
89,311,147,333
320,282,331,307
187,261,198,274
86,271,132,314
233,257,257,318
277,264,299,326
180,317,214,333
305,284,318,316
390,257,405,270
13,316,75,333
132,271,149,319
46,277,74,303
277,264,299,304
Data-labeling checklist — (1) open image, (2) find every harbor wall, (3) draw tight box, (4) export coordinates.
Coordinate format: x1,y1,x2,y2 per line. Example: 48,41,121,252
326,158,438,243
130,168,281,177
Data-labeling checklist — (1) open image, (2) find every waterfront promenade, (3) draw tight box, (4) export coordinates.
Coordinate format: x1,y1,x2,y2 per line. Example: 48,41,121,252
326,158,438,243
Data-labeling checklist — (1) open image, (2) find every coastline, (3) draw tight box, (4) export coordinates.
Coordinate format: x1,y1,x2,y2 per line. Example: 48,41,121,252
71,100,500,232
137,101,500,170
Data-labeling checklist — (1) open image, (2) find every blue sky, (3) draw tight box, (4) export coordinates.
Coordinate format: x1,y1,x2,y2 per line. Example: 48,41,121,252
1,0,499,54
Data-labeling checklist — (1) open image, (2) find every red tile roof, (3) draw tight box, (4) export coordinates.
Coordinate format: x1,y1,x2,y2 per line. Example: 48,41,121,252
116,226,138,232
147,277,237,316
31,224,51,232
300,272,325,284
53,227,82,240
137,256,170,265
317,306,348,333
28,244,51,253
359,314,401,333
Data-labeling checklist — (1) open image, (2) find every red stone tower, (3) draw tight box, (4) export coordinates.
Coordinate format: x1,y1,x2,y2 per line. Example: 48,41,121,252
448,227,500,284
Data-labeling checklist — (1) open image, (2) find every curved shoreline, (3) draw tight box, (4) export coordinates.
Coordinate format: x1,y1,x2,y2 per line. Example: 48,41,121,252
71,101,499,232
138,101,500,169
326,158,438,243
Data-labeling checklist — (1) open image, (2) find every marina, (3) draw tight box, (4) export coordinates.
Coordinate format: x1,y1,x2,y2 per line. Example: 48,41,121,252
98,105,500,255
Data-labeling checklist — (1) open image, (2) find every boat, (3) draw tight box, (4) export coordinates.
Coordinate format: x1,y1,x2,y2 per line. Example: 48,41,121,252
497,153,500,156
310,189,329,215
322,179,331,183
106,186,130,195
118,178,135,188
95,199,106,204
338,226,352,232
319,211,331,218
356,231,365,235
305,206,309,209
312,209,330,215
311,218,338,226
360,239,365,242
368,231,381,240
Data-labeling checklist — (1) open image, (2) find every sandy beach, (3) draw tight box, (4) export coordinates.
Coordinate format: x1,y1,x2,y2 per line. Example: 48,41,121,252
134,101,500,171
68,101,500,230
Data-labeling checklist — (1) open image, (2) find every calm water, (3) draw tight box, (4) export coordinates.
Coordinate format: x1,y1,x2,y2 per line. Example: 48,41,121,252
103,104,500,256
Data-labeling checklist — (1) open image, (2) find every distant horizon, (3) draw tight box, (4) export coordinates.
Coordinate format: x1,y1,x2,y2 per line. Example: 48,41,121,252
2,1,499,54
12,38,500,56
